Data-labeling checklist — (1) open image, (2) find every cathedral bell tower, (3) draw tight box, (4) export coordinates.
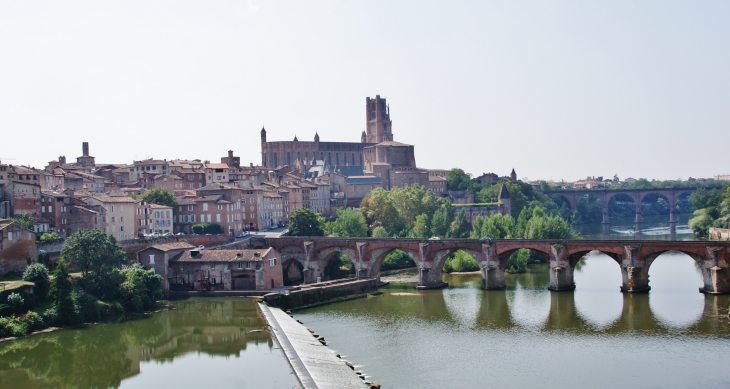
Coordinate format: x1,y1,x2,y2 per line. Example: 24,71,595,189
365,95,393,144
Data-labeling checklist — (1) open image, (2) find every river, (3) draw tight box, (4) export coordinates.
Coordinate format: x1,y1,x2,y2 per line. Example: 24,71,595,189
296,253,730,389
0,298,300,389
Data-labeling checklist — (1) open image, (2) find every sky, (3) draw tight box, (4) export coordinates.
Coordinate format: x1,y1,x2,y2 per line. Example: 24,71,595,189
1,1,728,182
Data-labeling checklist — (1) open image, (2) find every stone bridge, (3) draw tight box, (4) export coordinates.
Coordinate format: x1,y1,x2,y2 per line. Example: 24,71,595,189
542,188,698,237
248,237,730,294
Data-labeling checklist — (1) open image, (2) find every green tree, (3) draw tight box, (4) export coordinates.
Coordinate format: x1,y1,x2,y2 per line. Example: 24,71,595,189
23,263,50,298
119,264,164,312
628,178,654,189
360,188,404,235
430,202,453,238
288,208,325,236
413,213,431,238
326,208,368,237
446,168,472,191
140,188,178,209
371,226,389,238
449,209,469,238
49,261,76,325
443,250,479,273
60,229,128,299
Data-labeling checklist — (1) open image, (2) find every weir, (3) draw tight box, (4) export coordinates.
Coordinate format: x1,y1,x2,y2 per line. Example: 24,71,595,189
249,237,730,294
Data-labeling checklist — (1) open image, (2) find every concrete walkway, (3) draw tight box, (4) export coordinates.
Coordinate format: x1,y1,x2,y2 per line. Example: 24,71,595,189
258,303,368,389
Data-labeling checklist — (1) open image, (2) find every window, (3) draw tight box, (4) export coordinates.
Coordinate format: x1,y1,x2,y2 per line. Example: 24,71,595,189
7,231,13,241
217,205,223,210
211,264,215,270
256,263,262,270
111,205,114,212
269,258,277,267
238,261,243,269
187,205,193,211
245,262,251,269
111,217,115,222
120,226,124,231
120,217,124,222
203,203,208,211
149,254,155,264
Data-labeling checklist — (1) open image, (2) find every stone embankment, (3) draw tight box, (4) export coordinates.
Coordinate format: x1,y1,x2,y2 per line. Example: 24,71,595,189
258,303,374,389
263,278,379,311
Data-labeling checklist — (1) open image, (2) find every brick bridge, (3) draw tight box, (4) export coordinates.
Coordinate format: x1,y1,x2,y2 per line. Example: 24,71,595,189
248,237,730,294
542,188,698,236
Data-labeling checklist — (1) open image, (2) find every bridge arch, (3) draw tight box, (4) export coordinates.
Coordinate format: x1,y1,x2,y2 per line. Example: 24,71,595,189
368,246,419,276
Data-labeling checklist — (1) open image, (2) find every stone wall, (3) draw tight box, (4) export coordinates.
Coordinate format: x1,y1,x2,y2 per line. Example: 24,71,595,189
263,278,378,310
709,227,730,241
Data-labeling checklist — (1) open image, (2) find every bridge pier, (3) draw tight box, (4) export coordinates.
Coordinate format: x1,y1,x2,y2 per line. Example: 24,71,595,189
620,245,650,293
415,267,448,290
482,265,506,290
699,248,730,294
547,245,574,291
548,264,575,291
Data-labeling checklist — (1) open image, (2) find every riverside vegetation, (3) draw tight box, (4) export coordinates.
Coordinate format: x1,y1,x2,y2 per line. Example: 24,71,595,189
0,229,164,339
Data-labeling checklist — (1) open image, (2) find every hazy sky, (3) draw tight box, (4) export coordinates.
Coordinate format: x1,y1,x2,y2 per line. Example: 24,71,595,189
1,1,728,182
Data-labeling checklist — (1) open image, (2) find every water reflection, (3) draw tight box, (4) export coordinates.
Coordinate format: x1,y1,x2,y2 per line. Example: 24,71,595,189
575,213,693,240
0,299,298,389
648,252,706,328
573,254,623,329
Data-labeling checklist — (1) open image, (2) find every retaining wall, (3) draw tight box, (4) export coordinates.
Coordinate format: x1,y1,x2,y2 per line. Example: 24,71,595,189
263,278,379,311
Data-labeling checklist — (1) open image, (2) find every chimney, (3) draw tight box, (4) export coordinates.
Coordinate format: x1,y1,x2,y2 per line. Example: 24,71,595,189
59,156,66,164
82,142,89,157
250,162,254,167
228,150,234,160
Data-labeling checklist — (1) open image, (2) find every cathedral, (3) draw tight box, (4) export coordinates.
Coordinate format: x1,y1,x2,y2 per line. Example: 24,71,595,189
260,95,425,190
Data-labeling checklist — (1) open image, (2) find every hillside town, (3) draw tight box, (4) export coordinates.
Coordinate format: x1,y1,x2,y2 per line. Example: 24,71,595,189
0,96,519,240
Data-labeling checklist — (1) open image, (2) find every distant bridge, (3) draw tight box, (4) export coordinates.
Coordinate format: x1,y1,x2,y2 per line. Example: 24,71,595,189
249,237,730,294
542,187,698,224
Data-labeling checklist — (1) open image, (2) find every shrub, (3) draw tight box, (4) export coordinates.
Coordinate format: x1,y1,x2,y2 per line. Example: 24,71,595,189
42,307,58,326
6,293,25,312
23,263,50,298
192,223,222,234
119,264,164,313
0,312,44,338
38,231,63,243
72,288,100,323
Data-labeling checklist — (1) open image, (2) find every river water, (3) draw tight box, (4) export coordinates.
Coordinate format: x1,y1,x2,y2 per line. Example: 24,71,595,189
574,213,693,240
296,254,730,389
0,298,300,389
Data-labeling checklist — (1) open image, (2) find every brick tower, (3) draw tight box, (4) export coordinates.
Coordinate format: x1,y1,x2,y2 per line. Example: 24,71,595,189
364,95,393,144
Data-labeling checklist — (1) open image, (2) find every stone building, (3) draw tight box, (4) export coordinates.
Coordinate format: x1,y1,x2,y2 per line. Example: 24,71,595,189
167,248,283,291
0,220,37,275
85,194,137,241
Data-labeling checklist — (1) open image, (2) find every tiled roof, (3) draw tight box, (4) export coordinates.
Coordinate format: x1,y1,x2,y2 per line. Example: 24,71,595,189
196,195,224,202
172,248,273,262
205,163,229,169
346,176,382,185
146,242,195,252
330,165,364,177
149,203,172,209
88,194,138,203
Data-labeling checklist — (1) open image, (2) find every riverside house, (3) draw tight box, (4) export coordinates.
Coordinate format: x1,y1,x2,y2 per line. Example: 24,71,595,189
168,248,283,292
